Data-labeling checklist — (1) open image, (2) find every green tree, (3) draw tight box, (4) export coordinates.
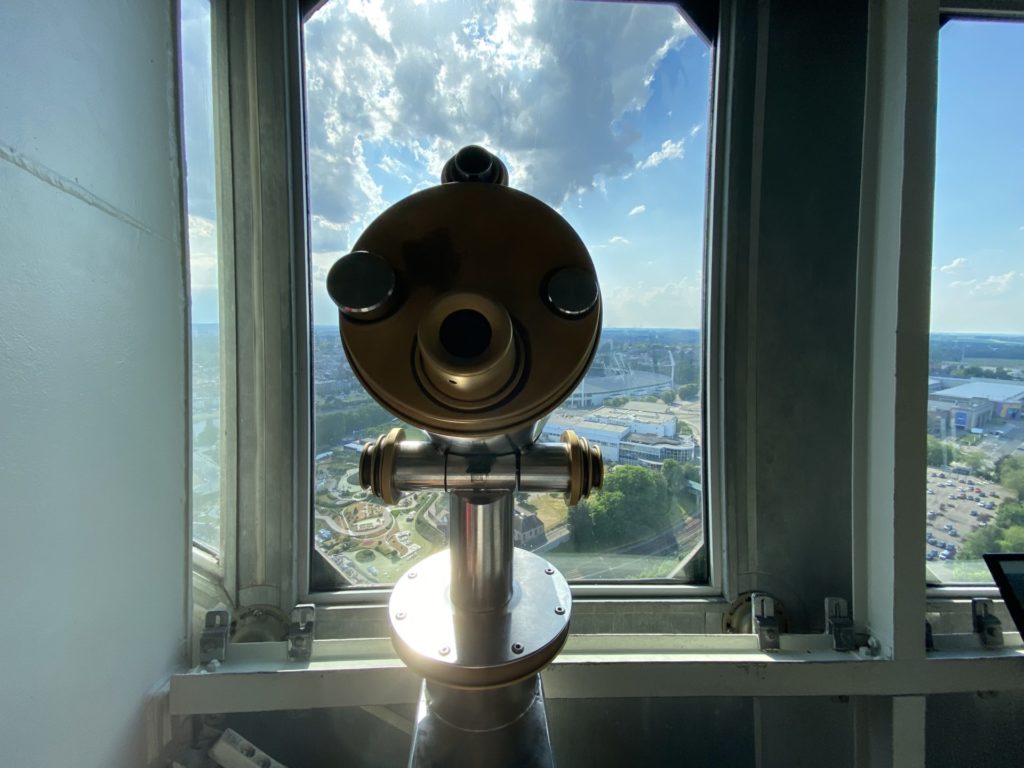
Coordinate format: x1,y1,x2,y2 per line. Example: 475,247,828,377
926,435,960,467
996,500,1024,529
997,456,1024,501
588,466,671,548
677,383,700,401
661,459,700,500
960,449,985,472
960,525,1002,560
660,389,677,405
1001,525,1024,551
567,500,595,547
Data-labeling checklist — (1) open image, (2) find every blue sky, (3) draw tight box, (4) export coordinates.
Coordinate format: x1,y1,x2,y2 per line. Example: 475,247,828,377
181,3,1022,334
931,19,1024,334
301,0,710,329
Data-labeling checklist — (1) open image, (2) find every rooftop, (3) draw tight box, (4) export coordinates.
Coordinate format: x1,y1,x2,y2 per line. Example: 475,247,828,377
573,371,673,395
592,406,675,425
622,433,695,448
932,381,1024,403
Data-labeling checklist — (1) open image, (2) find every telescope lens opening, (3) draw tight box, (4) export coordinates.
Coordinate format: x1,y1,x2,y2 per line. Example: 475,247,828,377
455,145,493,178
439,309,492,360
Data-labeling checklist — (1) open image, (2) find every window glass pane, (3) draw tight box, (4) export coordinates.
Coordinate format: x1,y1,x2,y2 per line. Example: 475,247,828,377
181,0,222,552
305,0,710,586
927,19,1024,584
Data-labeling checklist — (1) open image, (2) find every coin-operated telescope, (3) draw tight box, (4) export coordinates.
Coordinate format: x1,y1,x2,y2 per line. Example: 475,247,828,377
326,145,604,768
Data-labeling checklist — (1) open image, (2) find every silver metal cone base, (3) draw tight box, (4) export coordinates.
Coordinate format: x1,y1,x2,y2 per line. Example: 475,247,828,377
409,676,555,768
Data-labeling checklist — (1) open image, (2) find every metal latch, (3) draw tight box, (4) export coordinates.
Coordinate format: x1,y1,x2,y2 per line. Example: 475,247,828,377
199,609,231,665
825,597,857,652
972,598,1003,648
288,604,316,661
752,593,780,652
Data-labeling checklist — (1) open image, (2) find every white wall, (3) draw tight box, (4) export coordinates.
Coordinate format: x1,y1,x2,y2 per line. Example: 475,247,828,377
0,2,188,766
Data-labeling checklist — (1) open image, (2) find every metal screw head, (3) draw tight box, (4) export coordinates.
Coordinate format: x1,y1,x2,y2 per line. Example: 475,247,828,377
511,643,525,654
438,646,450,657
554,606,566,615
545,567,555,575
407,571,418,579
395,611,406,621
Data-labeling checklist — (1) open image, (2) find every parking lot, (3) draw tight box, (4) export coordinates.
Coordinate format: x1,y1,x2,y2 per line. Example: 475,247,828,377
924,468,1010,579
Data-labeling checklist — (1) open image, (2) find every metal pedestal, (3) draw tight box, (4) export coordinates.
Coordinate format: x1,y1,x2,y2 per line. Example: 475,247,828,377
409,676,554,768
389,491,569,767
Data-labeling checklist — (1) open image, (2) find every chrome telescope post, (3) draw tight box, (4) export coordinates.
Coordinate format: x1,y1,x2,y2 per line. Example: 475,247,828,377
328,146,603,768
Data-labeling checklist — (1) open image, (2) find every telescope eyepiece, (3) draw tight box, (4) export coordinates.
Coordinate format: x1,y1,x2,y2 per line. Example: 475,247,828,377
441,145,509,186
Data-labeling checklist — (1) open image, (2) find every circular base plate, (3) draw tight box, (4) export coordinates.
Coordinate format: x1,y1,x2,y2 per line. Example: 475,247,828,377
389,549,572,689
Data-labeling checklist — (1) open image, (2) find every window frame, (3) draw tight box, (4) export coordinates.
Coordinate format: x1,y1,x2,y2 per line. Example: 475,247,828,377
174,11,1024,758
921,8,1024,598
293,0,730,607
187,0,1024,656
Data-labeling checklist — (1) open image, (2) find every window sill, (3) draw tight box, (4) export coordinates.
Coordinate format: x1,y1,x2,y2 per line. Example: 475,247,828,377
168,632,1024,716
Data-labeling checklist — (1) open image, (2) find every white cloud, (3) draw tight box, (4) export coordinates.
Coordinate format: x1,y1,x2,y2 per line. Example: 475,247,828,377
628,205,646,216
637,138,685,170
688,123,702,138
602,276,702,328
187,215,218,290
938,257,967,273
972,271,1018,294
378,154,412,182
608,235,630,245
302,0,694,237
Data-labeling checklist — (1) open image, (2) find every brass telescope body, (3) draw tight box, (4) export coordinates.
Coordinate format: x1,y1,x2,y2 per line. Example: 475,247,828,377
327,146,604,768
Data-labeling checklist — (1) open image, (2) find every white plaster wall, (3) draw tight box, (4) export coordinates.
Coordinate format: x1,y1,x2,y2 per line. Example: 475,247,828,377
0,2,188,766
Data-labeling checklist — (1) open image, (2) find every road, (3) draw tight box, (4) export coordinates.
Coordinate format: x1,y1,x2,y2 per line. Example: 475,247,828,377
671,401,702,443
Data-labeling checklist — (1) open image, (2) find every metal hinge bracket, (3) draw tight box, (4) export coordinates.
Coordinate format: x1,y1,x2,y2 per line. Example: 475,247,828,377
825,597,858,652
752,593,780,652
287,604,316,661
972,598,1003,648
199,609,231,665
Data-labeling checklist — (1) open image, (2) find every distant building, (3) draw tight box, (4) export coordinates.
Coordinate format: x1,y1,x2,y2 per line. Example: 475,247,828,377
927,398,994,435
931,380,1024,420
567,371,674,407
541,416,628,461
589,404,677,437
618,433,697,467
513,510,545,548
542,403,697,466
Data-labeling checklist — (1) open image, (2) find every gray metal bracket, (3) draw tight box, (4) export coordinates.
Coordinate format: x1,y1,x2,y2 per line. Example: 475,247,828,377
752,593,780,652
199,609,231,665
825,597,858,652
288,604,316,661
972,598,1003,648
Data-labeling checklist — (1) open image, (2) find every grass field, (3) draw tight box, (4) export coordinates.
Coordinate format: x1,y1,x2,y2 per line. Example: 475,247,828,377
527,493,568,531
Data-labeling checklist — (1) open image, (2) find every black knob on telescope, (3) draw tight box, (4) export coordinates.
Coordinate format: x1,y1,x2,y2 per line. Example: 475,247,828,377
441,145,509,186
544,266,600,318
326,250,396,321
